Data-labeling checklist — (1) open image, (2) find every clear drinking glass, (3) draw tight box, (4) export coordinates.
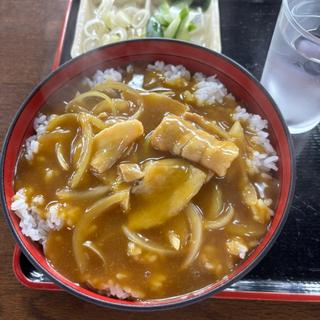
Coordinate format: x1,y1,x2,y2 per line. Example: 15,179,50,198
261,0,320,134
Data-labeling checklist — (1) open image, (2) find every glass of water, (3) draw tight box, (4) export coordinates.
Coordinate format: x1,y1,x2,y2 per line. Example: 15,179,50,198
261,0,320,134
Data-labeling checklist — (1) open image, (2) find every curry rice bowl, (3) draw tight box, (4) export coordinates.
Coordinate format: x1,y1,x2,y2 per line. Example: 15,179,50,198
11,61,279,300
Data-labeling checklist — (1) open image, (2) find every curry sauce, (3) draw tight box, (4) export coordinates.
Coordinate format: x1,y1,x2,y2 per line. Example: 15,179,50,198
14,63,279,299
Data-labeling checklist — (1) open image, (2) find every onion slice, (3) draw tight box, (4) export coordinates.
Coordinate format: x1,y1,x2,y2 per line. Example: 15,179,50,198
69,114,93,188
182,203,203,269
207,184,222,220
94,81,143,105
205,205,235,230
84,18,105,38
184,112,230,140
86,114,110,130
73,191,129,273
56,185,111,201
122,226,175,256
67,91,114,110
83,240,106,264
46,114,78,131
55,143,69,171
129,105,144,120
65,103,91,114
93,81,144,119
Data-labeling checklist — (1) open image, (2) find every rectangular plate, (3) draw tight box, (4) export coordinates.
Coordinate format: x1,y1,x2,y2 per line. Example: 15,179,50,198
13,0,320,302
70,0,221,58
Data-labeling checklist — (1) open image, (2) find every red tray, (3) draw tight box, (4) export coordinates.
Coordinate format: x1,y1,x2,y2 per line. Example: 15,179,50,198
14,246,320,302
12,0,320,303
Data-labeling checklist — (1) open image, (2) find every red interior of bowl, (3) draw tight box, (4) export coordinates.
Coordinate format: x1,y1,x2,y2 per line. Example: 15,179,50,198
1,40,294,310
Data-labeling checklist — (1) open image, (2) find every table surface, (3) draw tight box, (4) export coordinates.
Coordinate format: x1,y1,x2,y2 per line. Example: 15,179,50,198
1,1,320,319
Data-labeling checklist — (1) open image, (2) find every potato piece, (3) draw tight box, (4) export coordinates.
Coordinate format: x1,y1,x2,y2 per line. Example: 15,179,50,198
90,120,144,173
128,159,206,230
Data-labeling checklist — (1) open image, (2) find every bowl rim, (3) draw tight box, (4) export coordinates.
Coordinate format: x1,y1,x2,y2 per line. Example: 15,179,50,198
0,38,296,311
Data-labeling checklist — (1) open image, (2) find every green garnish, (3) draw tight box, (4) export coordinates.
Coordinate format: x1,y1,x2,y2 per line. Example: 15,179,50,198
187,22,197,32
149,1,201,40
164,14,182,38
146,17,164,37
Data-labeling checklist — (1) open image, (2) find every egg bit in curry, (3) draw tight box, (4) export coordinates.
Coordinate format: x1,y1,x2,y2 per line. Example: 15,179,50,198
13,63,279,300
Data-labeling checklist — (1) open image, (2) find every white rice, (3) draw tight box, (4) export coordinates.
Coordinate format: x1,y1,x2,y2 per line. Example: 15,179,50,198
32,194,45,206
25,114,49,161
46,203,64,230
11,189,63,242
97,283,138,300
126,64,134,74
193,72,206,82
247,152,279,173
233,106,278,172
147,60,191,81
193,75,228,105
104,285,132,300
226,238,249,260
238,244,249,259
83,68,122,88
25,137,40,161
34,113,49,135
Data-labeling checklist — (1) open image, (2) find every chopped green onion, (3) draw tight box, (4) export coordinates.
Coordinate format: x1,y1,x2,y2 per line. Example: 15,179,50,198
187,22,197,32
158,1,172,25
146,17,164,37
175,7,192,40
179,6,189,20
164,14,181,38
150,1,201,40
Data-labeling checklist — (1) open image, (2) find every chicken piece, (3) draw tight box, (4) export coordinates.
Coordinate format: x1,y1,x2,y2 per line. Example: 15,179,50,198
151,115,239,176
118,163,144,183
90,120,144,173
138,93,189,132
128,159,206,230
